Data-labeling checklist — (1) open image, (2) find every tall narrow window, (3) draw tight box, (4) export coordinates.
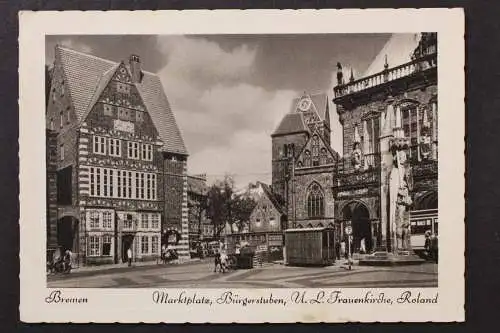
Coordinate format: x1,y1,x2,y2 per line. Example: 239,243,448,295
60,144,64,161
304,150,311,167
135,172,140,198
96,168,101,196
59,112,63,128
128,172,132,198
103,211,113,229
312,135,320,166
151,214,159,229
117,171,122,198
109,170,114,197
151,174,156,200
49,118,54,130
141,213,149,229
151,236,159,254
121,170,127,198
141,236,149,254
93,136,107,155
88,235,100,256
102,235,112,256
89,211,100,229
146,174,151,199
90,167,95,196
103,169,108,196
140,173,145,199
307,183,325,218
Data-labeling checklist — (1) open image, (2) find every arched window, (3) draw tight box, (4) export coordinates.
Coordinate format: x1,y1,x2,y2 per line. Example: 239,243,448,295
320,148,328,165
304,150,311,167
307,182,325,218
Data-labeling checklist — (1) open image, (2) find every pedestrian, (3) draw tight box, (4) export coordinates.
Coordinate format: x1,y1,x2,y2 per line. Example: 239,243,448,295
127,247,132,267
424,230,432,260
430,233,438,263
360,238,366,254
340,240,346,259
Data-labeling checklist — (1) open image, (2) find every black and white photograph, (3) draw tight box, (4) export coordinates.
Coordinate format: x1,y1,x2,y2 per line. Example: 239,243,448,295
19,9,464,323
44,32,439,289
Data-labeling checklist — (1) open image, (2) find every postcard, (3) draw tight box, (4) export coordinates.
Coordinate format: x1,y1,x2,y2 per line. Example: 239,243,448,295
19,9,464,322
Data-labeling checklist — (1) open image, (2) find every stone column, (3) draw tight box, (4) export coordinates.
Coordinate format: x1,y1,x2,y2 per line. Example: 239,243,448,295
379,99,395,251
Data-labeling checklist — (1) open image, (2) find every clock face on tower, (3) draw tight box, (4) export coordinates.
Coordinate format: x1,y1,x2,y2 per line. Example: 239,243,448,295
298,97,312,112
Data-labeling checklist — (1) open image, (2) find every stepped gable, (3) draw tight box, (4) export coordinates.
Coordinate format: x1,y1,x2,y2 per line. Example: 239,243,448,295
56,45,188,155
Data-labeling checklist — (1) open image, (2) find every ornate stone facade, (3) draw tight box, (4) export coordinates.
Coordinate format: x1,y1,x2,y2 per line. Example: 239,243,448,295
333,33,438,253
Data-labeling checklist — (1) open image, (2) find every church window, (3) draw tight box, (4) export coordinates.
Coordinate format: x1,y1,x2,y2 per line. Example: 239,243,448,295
320,148,328,165
59,111,63,128
307,183,325,218
312,136,320,166
304,150,311,167
60,144,64,161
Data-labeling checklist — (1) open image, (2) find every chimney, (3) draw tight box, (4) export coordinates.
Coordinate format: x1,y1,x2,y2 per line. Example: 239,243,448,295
129,54,142,83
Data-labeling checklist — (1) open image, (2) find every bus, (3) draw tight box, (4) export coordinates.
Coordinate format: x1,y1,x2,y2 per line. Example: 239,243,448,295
410,208,438,252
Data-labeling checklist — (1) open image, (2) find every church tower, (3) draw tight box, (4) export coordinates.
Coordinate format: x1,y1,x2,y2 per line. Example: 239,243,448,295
271,92,336,225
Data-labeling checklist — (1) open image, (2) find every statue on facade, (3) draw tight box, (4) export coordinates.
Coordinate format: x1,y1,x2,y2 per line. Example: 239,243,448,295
336,62,344,86
419,107,432,161
351,124,363,171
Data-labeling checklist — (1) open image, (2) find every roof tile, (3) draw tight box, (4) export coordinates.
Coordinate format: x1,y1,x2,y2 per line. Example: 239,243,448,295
56,45,187,155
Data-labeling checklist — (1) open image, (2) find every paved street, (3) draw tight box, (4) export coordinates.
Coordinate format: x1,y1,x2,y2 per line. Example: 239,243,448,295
47,259,438,288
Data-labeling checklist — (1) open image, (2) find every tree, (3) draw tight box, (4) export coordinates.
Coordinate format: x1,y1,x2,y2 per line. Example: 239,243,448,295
206,175,257,238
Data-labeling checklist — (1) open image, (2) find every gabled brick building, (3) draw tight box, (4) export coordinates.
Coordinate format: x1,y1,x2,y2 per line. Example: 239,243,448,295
46,45,189,265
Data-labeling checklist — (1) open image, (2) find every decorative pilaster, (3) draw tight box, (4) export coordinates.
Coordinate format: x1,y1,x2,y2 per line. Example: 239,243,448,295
177,160,191,262
431,102,438,160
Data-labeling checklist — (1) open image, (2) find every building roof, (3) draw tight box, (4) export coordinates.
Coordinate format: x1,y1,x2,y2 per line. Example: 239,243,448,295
272,112,308,137
273,92,329,137
258,182,286,215
55,45,187,155
187,175,208,196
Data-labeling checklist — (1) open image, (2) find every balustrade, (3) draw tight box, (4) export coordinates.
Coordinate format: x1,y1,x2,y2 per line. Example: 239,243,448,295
334,53,437,98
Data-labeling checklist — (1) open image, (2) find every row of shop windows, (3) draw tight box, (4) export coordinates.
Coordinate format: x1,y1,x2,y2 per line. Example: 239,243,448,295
87,210,160,230
87,234,159,257
88,167,157,200
93,135,153,161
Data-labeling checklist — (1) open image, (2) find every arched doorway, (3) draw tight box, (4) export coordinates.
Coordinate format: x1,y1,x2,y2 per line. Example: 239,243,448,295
57,216,79,253
342,201,371,253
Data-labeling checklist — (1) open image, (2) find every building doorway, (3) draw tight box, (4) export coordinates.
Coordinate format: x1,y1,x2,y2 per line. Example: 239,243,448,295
342,202,372,253
57,216,78,252
121,234,134,263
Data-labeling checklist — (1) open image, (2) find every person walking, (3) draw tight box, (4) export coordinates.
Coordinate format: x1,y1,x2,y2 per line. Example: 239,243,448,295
127,247,133,267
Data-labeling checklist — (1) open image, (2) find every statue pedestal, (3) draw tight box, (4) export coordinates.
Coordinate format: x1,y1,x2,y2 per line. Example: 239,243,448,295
358,251,425,266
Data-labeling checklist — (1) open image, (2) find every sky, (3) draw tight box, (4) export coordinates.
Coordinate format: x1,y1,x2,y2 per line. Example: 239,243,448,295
46,34,418,189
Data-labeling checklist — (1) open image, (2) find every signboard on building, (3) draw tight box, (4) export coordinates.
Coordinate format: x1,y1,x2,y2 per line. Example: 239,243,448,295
114,119,135,133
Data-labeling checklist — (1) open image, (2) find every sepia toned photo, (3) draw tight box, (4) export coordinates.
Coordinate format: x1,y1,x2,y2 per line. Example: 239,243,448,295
45,33,439,289
19,9,464,323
